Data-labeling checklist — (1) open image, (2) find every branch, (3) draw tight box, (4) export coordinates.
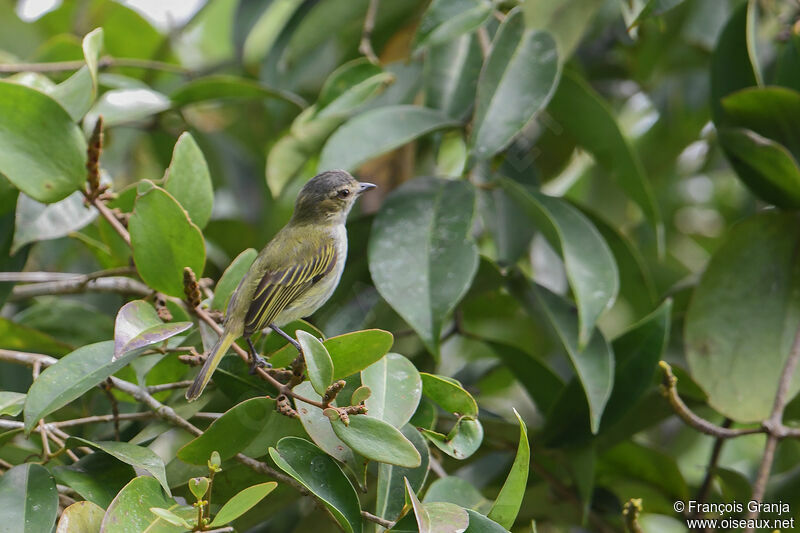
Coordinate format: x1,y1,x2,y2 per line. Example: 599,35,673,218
0,56,189,74
622,499,643,533
361,511,394,529
692,418,732,517
9,276,150,301
359,0,380,64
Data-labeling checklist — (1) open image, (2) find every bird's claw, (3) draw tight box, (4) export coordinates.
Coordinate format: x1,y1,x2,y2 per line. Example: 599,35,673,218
249,354,271,374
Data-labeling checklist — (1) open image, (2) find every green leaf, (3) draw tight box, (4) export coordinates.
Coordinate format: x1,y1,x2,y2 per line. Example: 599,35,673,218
686,212,800,422
170,75,306,109
129,182,206,298
629,0,686,26
424,34,482,121
316,59,395,119
148,508,191,528
405,479,470,533
163,132,214,229
376,425,430,522
297,330,334,396
56,501,105,533
22,340,142,433
414,0,492,51
208,481,277,527
86,88,170,129
242,0,304,66
369,178,478,355
100,476,188,533
11,190,97,254
420,373,478,417
523,0,605,61
499,178,618,348
0,464,58,533
362,353,422,428
722,87,800,160
50,28,103,120
487,409,529,529
0,317,71,355
546,71,663,251
269,437,362,533
330,414,422,468
0,81,87,203
52,452,135,509
319,106,459,171
0,391,25,417
710,2,757,124
465,510,510,533
470,9,560,160
424,477,488,511
188,477,209,500
211,248,257,312
65,437,170,496
420,416,483,460
113,300,192,360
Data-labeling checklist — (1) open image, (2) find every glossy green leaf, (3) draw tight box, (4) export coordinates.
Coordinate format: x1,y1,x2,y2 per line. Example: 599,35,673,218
316,59,394,119
65,437,170,495
0,391,25,417
686,212,800,422
424,34,482,121
0,464,58,533
500,178,618,348
86,88,170,129
420,416,483,460
414,0,492,51
0,317,71,355
424,477,488,511
163,132,214,229
523,0,605,61
405,478,470,533
722,87,800,159
420,373,478,417
242,0,304,66
11,189,97,253
113,300,192,360
211,248,257,312
50,27,103,120
470,9,559,160
52,452,135,509
269,437,362,533
710,2,757,123
547,71,663,250
464,510,510,533
208,481,277,527
319,106,459,171
376,425,430,522
0,81,87,203
362,353,422,428
630,0,686,26
148,508,191,528
100,476,188,533
170,75,305,109
370,178,478,355
297,330,334,396
487,409,529,528
330,413,422,468
56,501,104,533
129,182,206,298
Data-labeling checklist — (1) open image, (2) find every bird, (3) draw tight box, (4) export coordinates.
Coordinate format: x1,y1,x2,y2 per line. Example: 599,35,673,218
186,169,376,401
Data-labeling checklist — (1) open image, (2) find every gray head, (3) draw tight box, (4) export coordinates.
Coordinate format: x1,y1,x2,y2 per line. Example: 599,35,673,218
292,170,376,224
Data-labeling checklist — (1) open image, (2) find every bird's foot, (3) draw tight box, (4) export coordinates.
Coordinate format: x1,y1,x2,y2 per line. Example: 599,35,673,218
249,353,271,374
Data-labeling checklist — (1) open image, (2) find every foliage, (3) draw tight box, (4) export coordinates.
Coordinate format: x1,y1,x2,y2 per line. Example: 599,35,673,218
0,0,799,532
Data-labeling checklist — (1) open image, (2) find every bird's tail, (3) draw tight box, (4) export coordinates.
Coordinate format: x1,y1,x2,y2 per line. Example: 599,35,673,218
185,331,237,401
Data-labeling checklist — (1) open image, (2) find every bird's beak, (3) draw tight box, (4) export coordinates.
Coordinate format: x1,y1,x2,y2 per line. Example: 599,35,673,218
358,182,377,194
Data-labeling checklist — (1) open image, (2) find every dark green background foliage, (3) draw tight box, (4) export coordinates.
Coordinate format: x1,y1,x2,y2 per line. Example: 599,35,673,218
0,0,799,531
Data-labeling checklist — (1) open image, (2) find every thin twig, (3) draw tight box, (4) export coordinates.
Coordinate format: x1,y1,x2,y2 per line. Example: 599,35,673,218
359,0,380,64
0,457,14,470
147,380,194,393
692,418,732,518
361,511,394,529
10,276,149,301
0,56,189,74
477,27,492,59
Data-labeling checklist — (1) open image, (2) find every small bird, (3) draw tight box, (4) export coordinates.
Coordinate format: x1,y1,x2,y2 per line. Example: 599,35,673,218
186,170,376,401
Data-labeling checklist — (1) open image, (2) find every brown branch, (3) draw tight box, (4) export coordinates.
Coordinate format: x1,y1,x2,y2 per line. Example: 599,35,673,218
9,276,150,301
147,380,195,393
0,267,133,283
87,197,131,247
361,511,394,529
691,418,732,519
359,0,380,64
0,56,189,74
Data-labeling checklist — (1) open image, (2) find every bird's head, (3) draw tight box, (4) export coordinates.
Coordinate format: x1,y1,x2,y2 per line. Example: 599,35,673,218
291,170,376,224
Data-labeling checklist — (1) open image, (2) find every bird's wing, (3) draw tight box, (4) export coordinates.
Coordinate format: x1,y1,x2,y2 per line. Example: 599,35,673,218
242,240,337,335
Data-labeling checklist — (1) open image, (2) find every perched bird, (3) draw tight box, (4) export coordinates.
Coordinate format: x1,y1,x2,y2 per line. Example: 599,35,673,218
186,170,376,401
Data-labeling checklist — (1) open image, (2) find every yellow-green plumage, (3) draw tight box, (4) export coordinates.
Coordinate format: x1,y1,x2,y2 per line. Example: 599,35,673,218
186,170,375,401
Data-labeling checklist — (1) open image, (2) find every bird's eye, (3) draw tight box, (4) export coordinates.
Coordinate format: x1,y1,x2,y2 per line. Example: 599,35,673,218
337,189,350,198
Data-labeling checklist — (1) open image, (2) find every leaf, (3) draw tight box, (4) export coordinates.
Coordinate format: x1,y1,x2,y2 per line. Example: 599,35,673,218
369,178,478,355
52,452,135,509
420,417,483,460
424,477,488,511
376,425,430,522
11,190,98,254
297,330,334,396
710,2,757,124
414,0,492,51
269,437,362,533
319,106,459,171
523,0,605,61
211,248,257,312
100,476,189,533
56,501,105,533
163,132,214,229
316,59,395,119
242,0,304,66
65,437,170,496
330,414,422,468
50,28,103,121
0,317,71,355
208,481,277,527
424,34,482,121
362,353,422,428
686,212,800,422
113,300,192,360
499,178,618,348
464,510,510,533
86,88,170,129
22,340,144,433
721,87,800,160
0,464,58,533
420,373,478,417
0,81,87,203
630,0,687,26
170,75,306,109
148,508,191,528
487,409,529,528
404,479,470,533
470,9,560,160
0,391,25,417
129,182,206,298
546,71,663,251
